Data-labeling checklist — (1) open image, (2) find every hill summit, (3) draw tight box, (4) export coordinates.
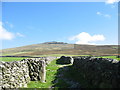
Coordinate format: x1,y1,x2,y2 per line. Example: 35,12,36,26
42,41,68,44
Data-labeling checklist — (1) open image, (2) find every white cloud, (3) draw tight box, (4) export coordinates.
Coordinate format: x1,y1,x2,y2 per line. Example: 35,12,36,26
104,14,111,18
96,12,102,15
16,32,24,37
96,11,111,18
0,22,25,40
106,0,118,4
69,32,105,45
0,22,14,40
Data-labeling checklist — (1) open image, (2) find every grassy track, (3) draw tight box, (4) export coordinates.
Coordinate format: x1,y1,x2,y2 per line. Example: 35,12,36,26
27,59,71,88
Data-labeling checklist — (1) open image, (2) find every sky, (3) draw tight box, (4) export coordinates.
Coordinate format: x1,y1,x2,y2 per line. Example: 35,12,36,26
0,0,119,49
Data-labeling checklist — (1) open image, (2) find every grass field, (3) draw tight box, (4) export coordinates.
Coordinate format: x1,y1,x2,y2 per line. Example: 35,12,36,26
33,54,89,57
0,57,25,62
0,54,89,62
0,55,119,62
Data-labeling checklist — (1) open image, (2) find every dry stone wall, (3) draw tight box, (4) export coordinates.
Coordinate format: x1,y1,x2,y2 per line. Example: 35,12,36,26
0,60,30,89
0,58,48,89
0,60,30,88
72,56,120,88
44,56,59,65
27,58,46,82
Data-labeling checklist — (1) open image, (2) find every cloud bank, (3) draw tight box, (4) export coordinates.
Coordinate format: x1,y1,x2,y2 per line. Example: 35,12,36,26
0,22,24,40
69,32,105,45
0,22,14,40
106,0,118,4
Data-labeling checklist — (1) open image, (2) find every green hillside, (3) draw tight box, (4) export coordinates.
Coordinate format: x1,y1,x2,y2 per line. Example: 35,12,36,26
0,42,119,56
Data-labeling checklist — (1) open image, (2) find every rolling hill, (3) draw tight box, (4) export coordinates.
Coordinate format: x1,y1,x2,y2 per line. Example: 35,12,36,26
0,42,119,56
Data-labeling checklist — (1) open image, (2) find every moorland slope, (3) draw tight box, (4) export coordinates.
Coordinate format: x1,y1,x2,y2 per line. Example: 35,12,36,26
0,42,119,56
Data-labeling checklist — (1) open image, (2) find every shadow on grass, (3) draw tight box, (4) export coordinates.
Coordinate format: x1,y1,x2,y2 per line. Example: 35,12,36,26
27,59,84,88
51,64,82,88
52,58,96,88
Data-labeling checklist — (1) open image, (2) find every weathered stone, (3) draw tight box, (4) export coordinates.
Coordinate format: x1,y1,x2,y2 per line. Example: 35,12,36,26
57,56,73,64
39,60,46,83
72,56,120,88
0,57,49,89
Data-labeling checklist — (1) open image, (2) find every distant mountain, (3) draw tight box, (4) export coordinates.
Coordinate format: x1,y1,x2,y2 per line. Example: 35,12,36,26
0,42,119,56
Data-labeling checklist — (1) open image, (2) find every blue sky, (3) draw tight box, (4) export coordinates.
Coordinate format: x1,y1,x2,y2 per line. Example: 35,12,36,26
1,1,118,49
